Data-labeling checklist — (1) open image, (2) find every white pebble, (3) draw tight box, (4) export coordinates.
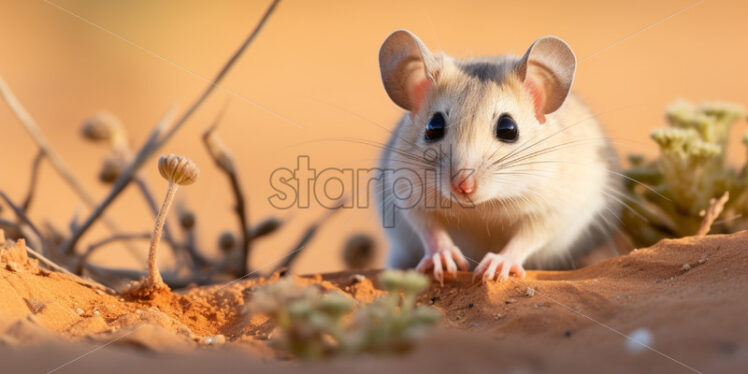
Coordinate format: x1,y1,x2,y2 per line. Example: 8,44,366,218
681,263,691,271
626,328,653,354
75,308,84,315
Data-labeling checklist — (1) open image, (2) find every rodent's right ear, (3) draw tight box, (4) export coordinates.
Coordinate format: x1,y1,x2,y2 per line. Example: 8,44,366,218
379,30,441,112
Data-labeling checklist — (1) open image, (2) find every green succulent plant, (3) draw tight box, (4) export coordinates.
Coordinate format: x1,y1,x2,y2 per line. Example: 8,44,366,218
622,100,748,247
248,270,439,359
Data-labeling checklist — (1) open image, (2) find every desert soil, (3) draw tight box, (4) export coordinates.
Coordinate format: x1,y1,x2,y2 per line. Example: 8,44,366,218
1,230,747,373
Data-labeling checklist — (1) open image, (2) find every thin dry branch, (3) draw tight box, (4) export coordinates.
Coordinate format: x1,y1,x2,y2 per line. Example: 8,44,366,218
274,200,346,273
78,232,152,271
0,75,142,261
202,109,252,276
21,150,45,212
83,262,212,289
58,0,281,255
697,191,729,237
0,190,44,243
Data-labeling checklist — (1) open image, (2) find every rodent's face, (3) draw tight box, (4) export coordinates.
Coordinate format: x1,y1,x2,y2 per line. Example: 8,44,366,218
379,30,576,208
399,59,546,206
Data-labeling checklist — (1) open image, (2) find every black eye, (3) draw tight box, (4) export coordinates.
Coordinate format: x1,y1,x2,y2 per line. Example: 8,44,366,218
495,114,518,143
425,112,446,142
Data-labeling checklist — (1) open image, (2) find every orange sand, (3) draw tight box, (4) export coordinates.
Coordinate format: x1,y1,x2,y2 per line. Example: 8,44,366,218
1,230,747,373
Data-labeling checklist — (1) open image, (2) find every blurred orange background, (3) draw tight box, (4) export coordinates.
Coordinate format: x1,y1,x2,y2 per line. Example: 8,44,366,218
1,0,746,274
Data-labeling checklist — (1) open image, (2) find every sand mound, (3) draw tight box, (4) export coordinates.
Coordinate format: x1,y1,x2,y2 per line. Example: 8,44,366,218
1,231,747,373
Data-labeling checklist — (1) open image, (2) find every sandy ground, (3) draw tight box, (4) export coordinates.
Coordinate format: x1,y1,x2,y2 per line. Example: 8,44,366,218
1,229,747,373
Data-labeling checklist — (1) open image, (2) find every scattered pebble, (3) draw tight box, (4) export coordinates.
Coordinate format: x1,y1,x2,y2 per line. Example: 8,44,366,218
698,258,707,264
681,263,691,271
626,328,653,354
505,298,517,305
430,296,440,304
75,308,84,315
564,330,572,338
493,313,504,320
135,309,142,314
203,334,226,345
525,287,536,297
93,310,100,316
349,274,366,284
468,303,474,309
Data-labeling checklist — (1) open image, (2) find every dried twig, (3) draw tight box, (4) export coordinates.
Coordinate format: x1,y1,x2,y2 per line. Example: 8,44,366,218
0,75,141,261
202,109,252,276
58,0,282,255
83,262,212,289
697,191,729,237
21,150,44,212
0,190,44,243
5,237,115,294
274,201,346,272
77,232,152,274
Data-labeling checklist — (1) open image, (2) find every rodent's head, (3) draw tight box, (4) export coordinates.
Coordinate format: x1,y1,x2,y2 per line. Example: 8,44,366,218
379,30,576,206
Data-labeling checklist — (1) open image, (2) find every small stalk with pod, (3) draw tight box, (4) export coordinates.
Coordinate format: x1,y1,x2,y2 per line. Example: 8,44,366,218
145,154,199,289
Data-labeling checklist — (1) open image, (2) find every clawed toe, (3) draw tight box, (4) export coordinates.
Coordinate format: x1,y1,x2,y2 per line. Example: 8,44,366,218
417,247,468,286
473,253,525,283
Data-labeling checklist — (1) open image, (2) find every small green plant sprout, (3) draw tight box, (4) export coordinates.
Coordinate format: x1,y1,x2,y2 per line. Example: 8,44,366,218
248,270,439,359
249,277,350,358
622,100,748,247
352,270,439,353
145,154,199,289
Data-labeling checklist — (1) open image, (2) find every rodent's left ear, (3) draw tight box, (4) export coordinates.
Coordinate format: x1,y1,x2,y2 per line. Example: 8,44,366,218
516,36,576,123
379,30,442,113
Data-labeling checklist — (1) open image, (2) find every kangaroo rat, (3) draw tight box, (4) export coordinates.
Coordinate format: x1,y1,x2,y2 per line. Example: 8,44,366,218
376,30,621,283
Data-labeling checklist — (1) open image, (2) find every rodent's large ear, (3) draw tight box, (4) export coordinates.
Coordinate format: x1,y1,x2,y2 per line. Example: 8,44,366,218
379,30,441,112
517,36,576,123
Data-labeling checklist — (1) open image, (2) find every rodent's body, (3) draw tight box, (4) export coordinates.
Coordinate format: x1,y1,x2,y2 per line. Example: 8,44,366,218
379,91,620,271
376,31,621,282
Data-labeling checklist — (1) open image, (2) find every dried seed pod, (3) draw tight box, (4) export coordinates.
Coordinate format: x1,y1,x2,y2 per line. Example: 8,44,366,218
179,210,195,230
158,154,199,185
342,234,376,270
248,216,282,240
98,154,126,184
203,130,235,173
81,112,126,144
218,231,236,252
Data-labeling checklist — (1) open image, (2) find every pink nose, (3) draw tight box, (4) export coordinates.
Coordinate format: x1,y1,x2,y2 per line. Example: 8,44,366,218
451,172,476,196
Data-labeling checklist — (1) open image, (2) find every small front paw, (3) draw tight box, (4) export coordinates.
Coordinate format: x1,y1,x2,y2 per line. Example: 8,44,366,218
415,246,469,286
473,253,526,282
